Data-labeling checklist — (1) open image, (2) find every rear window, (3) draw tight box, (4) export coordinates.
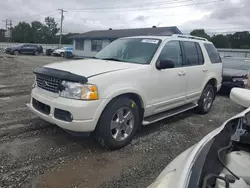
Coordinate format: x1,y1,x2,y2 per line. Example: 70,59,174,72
204,43,221,63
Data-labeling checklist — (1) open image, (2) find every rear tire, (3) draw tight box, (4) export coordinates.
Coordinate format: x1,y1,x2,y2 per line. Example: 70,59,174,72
94,97,140,150
197,84,215,114
60,52,64,57
34,51,40,56
13,50,19,55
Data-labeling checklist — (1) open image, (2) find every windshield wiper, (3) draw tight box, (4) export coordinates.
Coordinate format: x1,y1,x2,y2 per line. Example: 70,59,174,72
101,58,122,62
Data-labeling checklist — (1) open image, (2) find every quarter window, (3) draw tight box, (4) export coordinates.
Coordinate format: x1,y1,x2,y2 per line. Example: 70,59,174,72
158,41,182,67
204,43,221,63
91,40,103,52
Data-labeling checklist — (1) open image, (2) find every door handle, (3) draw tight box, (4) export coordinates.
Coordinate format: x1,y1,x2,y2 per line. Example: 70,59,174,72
178,71,186,76
203,68,208,72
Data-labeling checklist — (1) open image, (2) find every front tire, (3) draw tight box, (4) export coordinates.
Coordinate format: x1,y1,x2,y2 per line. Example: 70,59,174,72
197,84,215,114
94,97,140,150
60,52,64,57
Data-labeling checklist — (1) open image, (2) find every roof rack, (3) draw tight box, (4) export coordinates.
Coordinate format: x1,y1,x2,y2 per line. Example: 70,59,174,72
172,34,208,41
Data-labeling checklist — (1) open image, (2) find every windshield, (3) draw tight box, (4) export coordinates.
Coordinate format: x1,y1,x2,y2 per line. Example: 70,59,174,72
223,58,250,70
94,38,161,64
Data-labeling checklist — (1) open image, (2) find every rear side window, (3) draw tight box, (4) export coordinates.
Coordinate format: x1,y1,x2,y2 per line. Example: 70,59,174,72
195,43,204,65
204,43,221,63
182,41,201,66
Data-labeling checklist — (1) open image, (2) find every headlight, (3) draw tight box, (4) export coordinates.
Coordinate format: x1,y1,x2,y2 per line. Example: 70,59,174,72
59,81,98,100
232,77,248,86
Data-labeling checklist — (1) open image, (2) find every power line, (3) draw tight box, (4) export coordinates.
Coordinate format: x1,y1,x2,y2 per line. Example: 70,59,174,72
12,10,57,22
67,0,193,11
68,0,225,12
58,9,67,46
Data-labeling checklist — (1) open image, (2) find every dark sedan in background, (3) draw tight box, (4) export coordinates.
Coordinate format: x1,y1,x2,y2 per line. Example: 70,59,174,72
4,44,43,56
221,57,249,92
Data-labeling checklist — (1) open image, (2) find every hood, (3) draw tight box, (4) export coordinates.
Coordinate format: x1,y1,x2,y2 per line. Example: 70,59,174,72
223,68,248,78
44,58,142,78
149,107,250,188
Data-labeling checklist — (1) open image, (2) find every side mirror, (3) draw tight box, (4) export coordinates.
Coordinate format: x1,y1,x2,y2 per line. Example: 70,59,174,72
156,59,175,70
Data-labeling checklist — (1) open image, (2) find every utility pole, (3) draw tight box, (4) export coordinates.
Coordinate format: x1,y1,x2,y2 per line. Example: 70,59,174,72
9,20,12,42
58,9,67,47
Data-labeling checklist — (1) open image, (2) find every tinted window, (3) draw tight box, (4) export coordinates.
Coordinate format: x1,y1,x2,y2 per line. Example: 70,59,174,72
158,41,182,67
29,45,37,48
196,43,204,65
182,41,199,66
204,43,221,63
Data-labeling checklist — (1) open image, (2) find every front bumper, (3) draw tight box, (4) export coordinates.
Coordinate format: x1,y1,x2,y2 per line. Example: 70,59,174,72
221,81,245,90
27,87,105,132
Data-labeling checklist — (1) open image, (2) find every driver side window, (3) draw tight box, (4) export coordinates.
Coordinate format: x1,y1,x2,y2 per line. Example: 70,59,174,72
158,41,182,67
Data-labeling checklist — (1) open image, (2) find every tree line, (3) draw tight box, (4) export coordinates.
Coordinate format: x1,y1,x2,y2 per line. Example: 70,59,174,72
0,16,78,44
1,20,249,48
190,29,250,49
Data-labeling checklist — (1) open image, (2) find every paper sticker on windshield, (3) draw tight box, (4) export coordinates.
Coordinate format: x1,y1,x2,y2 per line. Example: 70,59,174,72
141,39,159,44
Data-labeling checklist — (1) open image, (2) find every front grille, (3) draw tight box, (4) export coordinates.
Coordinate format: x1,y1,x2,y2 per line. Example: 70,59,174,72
36,74,62,93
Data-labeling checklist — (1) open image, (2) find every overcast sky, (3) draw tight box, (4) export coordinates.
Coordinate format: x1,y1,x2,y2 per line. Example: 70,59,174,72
0,0,249,34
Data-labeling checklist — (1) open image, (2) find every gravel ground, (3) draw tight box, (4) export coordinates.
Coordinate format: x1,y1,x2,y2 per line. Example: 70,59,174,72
0,53,244,188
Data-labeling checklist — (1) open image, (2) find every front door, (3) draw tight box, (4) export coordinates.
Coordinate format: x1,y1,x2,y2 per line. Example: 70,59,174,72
181,41,207,103
20,45,30,54
151,40,188,114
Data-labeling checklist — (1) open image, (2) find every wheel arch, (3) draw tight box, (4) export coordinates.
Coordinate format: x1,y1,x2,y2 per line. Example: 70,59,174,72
203,77,218,91
94,91,145,131
203,77,218,100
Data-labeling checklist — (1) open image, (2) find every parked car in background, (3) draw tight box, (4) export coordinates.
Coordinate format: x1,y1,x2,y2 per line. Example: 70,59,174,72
52,47,73,57
221,57,250,92
27,35,222,149
45,48,59,56
4,44,43,56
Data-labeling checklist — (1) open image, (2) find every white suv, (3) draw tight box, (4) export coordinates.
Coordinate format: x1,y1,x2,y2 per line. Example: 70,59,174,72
27,35,222,149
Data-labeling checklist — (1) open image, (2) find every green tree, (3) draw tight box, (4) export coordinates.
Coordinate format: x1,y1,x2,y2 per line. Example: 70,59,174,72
0,29,6,42
31,21,43,43
43,17,60,43
210,34,230,48
190,29,210,40
229,31,250,49
12,22,32,43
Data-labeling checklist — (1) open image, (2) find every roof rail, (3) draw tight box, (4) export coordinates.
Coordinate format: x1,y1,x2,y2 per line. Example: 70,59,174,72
172,34,208,41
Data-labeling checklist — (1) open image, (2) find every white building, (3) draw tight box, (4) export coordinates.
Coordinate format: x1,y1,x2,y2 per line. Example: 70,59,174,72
72,26,182,57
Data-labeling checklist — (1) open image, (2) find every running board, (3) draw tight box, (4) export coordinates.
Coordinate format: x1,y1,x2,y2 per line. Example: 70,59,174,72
142,103,198,125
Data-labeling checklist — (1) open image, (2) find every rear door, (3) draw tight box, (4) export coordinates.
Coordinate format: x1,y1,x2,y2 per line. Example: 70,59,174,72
181,41,206,103
28,45,37,54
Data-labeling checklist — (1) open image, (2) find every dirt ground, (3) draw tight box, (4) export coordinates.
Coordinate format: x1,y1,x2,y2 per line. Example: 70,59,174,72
0,53,244,188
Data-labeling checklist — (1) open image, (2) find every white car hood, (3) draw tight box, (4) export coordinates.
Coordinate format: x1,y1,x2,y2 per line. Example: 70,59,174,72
149,107,250,188
44,58,142,78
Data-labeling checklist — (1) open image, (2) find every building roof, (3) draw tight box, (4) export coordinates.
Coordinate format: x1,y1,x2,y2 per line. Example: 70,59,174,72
72,26,182,39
